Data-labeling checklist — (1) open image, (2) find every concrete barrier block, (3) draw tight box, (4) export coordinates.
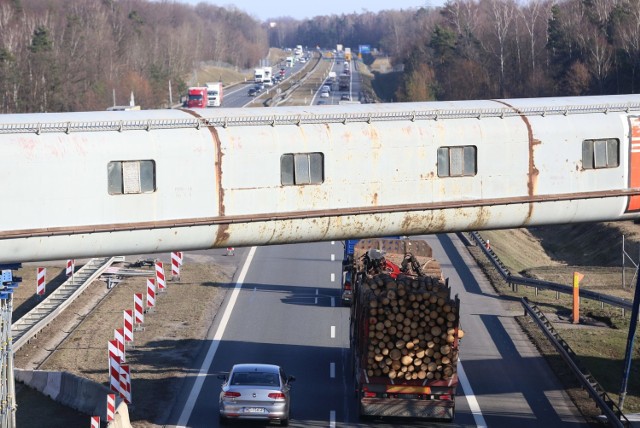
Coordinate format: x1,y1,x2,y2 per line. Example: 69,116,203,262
16,369,130,428
107,401,132,428
15,369,56,396
42,371,62,400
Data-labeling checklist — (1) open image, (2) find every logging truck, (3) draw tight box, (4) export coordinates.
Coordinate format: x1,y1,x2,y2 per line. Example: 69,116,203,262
347,238,461,421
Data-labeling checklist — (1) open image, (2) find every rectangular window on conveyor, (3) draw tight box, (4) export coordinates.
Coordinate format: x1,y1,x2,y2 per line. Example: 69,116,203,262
582,138,619,169
281,153,325,185
108,160,156,195
437,146,477,177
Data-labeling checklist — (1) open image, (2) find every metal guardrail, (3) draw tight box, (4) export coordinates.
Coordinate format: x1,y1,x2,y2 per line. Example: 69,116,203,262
12,256,125,351
521,298,630,427
469,232,633,312
4,102,640,134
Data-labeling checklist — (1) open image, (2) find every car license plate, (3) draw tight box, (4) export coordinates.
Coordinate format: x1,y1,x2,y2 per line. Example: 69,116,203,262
243,407,266,413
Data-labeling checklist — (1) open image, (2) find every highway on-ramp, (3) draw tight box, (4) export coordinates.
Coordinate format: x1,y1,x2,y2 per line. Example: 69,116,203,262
166,235,589,427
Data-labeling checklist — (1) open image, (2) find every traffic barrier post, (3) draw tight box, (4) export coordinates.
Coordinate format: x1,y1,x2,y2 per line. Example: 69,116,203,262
120,364,132,404
108,341,120,394
114,328,125,362
106,393,115,422
573,272,584,324
123,310,133,343
171,251,181,281
156,261,166,292
36,267,46,296
146,278,156,312
134,293,144,330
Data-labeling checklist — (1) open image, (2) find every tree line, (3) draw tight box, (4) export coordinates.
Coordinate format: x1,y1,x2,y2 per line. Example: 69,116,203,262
0,0,268,112
275,0,640,101
2,0,640,113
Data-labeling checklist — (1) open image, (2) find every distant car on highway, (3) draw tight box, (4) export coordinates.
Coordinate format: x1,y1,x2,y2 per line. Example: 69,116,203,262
218,363,295,426
340,94,351,101
247,88,258,97
320,90,329,98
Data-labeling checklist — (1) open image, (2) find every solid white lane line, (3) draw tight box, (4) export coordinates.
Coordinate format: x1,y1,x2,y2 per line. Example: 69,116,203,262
331,325,336,338
176,246,257,427
330,410,336,428
331,273,335,282
330,362,336,378
331,254,335,261
457,357,487,427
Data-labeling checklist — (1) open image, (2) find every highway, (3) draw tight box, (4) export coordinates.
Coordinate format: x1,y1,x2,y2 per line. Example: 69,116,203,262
162,57,591,428
166,235,589,427
220,56,311,108
312,57,361,106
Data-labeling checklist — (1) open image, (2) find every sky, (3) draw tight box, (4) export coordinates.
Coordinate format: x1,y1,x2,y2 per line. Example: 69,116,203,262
178,0,446,21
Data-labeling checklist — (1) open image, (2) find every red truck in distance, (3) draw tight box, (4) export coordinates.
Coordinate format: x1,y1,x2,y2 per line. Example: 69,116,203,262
186,87,207,108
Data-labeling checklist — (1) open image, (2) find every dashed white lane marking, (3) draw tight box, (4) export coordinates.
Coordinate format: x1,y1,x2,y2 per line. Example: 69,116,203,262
331,325,336,338
330,362,336,378
330,410,336,427
331,273,335,282
177,246,257,427
331,241,335,245
458,357,487,427
331,254,335,261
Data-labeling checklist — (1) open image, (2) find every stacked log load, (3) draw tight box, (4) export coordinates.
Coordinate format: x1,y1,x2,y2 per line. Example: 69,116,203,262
358,273,462,382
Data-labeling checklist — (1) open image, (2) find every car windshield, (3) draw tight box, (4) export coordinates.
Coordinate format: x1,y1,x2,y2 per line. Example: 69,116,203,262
231,371,279,386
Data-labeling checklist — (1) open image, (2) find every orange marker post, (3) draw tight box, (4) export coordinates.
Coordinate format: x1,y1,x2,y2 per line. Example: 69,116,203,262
573,272,584,324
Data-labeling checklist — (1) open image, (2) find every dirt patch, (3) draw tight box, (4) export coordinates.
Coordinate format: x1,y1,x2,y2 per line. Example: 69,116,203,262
15,261,236,427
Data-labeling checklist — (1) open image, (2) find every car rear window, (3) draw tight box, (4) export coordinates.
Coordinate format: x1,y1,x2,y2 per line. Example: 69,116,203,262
231,372,279,386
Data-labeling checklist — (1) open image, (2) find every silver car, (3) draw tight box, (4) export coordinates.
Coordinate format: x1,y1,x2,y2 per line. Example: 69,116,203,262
218,363,295,426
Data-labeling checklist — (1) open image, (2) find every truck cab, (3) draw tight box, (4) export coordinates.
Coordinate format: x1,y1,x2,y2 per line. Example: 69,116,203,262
205,82,223,107
186,87,207,108
254,68,264,83
263,67,273,86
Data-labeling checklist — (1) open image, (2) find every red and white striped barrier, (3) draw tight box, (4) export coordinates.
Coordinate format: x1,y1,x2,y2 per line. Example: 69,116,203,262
123,310,133,343
146,278,156,310
134,293,144,325
108,340,121,393
155,261,166,291
106,393,115,422
36,267,46,296
90,416,100,428
66,259,75,276
120,364,132,404
171,252,181,279
114,328,125,362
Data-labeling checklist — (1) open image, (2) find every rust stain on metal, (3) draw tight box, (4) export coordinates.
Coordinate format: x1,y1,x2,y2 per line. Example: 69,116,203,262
3,188,640,241
468,206,490,230
494,100,539,223
182,109,228,245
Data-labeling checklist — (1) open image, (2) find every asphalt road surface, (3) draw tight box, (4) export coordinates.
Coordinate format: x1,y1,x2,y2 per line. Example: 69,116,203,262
163,234,589,427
